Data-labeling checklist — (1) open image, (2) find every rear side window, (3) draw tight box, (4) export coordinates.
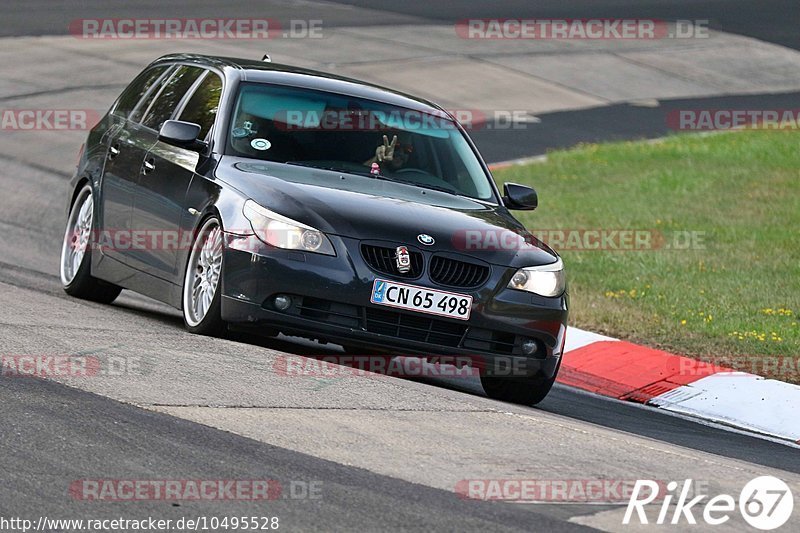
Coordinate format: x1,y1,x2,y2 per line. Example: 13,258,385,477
141,65,205,131
113,65,170,118
178,72,223,140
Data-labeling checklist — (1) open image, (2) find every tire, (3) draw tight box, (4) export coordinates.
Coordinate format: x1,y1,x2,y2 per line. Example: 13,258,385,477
182,216,226,336
60,184,122,304
481,372,557,406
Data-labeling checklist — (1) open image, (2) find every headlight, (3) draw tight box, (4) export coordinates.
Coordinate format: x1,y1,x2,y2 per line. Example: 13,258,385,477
507,258,565,297
243,199,335,255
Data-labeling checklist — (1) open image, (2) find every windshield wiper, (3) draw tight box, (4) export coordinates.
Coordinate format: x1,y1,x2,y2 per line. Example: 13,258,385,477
283,161,352,174
379,176,460,197
400,181,460,196
345,169,461,197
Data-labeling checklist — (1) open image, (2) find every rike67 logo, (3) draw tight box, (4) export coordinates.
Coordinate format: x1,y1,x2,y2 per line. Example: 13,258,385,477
624,476,794,530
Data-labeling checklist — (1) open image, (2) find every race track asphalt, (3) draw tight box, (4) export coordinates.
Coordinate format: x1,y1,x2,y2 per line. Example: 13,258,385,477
1,1,798,530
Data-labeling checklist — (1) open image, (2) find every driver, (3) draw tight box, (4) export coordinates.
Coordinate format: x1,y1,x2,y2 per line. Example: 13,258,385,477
364,133,412,172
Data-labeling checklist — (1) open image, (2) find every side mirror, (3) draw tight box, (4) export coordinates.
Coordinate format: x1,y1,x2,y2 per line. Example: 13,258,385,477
158,120,205,151
503,183,538,210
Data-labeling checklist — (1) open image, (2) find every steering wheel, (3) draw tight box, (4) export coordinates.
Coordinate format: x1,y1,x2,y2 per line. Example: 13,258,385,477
395,167,431,176
393,168,458,193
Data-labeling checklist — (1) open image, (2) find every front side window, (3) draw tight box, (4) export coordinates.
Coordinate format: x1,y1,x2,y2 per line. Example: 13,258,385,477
113,65,170,118
226,83,495,201
178,72,223,140
140,65,204,131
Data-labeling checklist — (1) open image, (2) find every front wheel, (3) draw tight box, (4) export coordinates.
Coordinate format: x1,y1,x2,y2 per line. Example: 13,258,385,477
480,372,558,405
182,216,226,336
60,184,122,304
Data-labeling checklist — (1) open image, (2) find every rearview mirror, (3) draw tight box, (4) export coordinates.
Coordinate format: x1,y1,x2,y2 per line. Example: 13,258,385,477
158,120,204,151
503,183,538,210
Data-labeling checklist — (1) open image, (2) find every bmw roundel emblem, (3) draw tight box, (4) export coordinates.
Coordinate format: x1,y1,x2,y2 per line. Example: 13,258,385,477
417,234,435,246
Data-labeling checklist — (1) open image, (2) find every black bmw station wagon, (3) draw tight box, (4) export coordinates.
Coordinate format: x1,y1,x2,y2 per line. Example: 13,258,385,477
61,54,568,404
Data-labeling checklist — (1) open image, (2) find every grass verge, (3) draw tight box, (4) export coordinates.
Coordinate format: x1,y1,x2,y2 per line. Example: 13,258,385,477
493,130,799,381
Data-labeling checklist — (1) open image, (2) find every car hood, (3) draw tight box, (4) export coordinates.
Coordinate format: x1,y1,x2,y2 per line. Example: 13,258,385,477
217,157,558,267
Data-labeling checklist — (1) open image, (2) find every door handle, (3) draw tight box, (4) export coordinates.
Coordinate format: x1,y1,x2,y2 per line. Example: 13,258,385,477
108,144,120,160
142,158,155,175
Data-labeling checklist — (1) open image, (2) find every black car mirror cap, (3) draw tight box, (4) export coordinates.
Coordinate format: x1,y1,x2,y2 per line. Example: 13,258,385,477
158,120,206,151
503,182,538,211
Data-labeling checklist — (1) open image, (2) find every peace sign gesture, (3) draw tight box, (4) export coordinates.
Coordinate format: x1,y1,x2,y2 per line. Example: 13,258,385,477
375,134,398,162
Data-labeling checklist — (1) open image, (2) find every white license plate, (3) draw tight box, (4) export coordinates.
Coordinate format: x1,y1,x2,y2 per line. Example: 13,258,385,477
370,279,472,320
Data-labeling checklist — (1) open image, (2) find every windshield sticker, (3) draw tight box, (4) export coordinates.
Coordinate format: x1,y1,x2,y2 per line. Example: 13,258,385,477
250,138,271,151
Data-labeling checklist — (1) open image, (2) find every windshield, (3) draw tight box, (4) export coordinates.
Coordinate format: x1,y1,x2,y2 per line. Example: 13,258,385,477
226,83,496,201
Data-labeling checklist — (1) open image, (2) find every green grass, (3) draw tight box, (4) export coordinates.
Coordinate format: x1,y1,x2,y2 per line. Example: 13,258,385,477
493,131,799,378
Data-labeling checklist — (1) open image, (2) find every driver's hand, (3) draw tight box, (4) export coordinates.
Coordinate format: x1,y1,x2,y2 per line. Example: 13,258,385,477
375,135,397,162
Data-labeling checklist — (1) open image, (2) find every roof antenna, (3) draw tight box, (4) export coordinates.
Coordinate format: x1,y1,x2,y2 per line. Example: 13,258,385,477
262,54,272,63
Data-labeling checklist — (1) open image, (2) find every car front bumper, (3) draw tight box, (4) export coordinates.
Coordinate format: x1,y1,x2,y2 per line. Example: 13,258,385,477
220,234,568,379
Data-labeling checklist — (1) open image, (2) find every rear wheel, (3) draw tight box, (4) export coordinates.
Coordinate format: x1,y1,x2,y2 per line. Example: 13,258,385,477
60,184,122,304
480,372,557,405
182,216,226,336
